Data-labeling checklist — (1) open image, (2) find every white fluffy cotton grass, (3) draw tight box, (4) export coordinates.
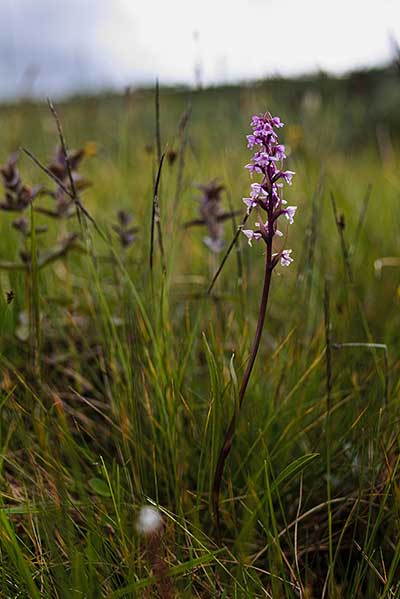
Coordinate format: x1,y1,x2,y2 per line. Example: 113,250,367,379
136,505,163,536
136,504,174,597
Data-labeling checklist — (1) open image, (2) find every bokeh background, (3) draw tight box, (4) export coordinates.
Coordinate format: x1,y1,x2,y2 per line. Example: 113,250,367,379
2,0,400,99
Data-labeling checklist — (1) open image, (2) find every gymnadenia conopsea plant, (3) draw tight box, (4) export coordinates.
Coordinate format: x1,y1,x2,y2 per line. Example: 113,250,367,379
212,111,297,536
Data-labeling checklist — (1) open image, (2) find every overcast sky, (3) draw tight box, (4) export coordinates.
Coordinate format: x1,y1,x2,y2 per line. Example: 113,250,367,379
1,0,400,99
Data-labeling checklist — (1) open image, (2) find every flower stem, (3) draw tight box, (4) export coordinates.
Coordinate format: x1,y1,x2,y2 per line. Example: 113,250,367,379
212,242,273,538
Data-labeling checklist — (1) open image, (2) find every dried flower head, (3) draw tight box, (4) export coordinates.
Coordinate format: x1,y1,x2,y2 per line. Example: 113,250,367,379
166,148,178,165
184,180,241,253
12,217,47,237
0,153,40,212
242,112,296,266
113,210,139,248
197,180,226,253
36,145,93,219
48,146,86,184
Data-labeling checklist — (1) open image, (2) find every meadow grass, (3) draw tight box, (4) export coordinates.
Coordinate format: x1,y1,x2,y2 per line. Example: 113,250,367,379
0,76,398,597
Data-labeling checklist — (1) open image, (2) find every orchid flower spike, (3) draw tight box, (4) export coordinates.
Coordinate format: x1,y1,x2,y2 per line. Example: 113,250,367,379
241,111,296,264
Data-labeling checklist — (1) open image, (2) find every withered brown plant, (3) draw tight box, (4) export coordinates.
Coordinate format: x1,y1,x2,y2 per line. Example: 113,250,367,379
0,152,40,212
184,179,240,253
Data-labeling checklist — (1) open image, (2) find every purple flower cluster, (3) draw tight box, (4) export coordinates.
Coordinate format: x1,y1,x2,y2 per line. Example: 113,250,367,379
241,112,296,266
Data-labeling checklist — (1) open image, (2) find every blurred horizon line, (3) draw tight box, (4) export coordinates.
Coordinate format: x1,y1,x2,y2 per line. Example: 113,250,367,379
1,57,398,105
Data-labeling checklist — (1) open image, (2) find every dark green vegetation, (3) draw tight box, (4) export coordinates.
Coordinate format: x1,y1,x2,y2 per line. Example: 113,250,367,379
0,66,399,597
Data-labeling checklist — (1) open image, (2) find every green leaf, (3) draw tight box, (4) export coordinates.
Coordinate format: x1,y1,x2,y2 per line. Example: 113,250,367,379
271,453,319,493
88,478,112,497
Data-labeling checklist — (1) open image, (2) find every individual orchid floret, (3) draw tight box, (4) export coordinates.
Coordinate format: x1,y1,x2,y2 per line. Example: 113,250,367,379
246,134,258,149
245,162,262,176
280,249,293,266
250,182,268,198
271,116,284,128
243,197,258,213
273,170,295,185
242,228,263,246
284,206,297,224
271,144,286,161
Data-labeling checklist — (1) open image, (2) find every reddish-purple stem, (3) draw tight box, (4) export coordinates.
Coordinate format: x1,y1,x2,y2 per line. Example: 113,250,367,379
212,239,273,537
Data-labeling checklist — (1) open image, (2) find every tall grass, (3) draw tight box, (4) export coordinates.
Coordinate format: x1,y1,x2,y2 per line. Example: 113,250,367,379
0,78,398,597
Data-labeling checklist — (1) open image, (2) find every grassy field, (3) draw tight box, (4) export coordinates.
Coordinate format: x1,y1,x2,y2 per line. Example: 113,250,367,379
0,70,399,597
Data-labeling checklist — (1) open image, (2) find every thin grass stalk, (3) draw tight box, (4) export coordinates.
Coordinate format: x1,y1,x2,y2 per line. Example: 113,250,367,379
226,190,244,287
350,183,372,258
226,188,247,327
263,459,290,597
352,455,400,594
294,473,305,597
296,175,323,292
151,81,167,277
207,209,250,295
21,147,72,199
29,206,41,378
47,99,88,230
323,279,334,596
173,104,191,212
330,191,387,401
322,496,360,599
149,154,166,274
155,79,162,164
333,342,389,405
330,192,353,284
